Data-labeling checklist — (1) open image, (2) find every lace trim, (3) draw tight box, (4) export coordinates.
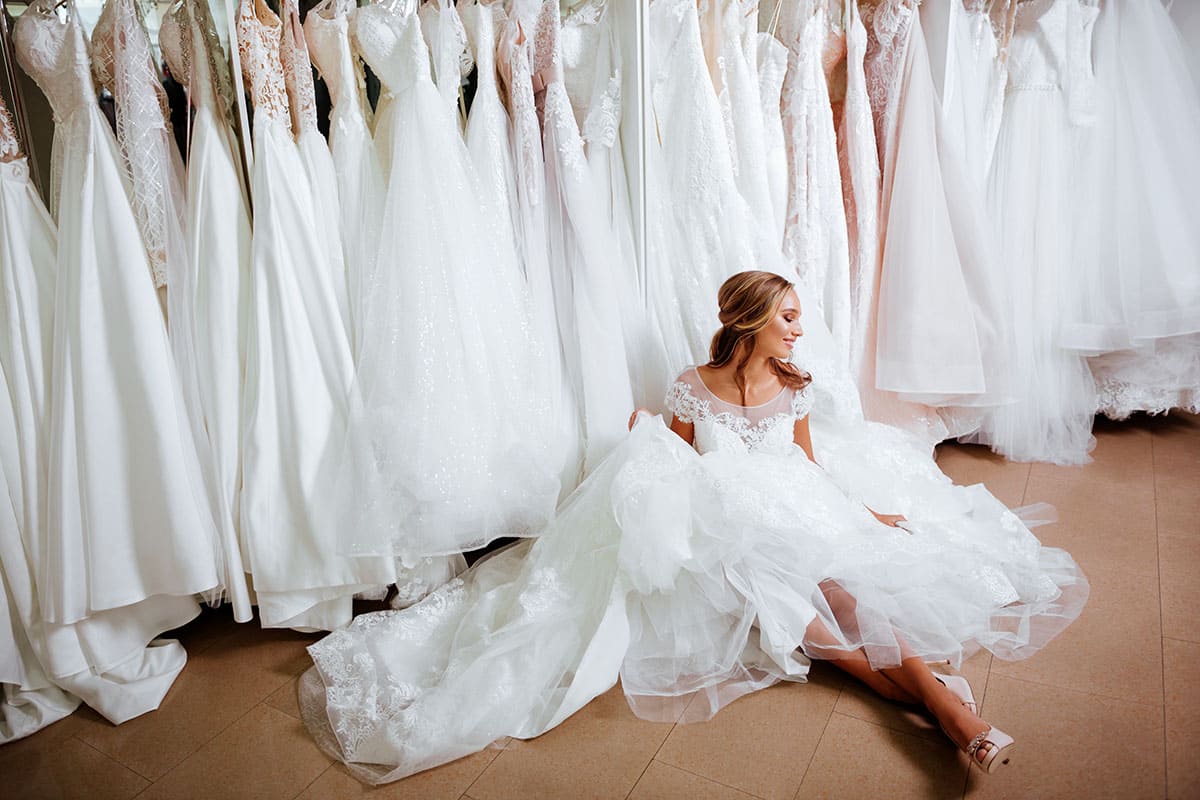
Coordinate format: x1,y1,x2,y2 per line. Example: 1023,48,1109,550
582,71,620,148
237,0,291,126
0,91,22,161
280,0,319,133
91,0,176,287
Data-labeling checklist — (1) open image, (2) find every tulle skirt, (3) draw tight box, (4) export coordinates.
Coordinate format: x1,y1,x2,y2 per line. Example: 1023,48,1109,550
241,120,394,631
337,75,558,565
301,414,1087,784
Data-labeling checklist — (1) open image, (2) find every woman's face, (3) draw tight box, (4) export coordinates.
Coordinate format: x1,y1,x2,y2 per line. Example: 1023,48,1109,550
753,288,803,361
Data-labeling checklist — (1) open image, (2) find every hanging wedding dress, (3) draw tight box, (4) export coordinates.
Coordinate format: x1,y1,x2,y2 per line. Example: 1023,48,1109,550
835,0,884,424
94,0,251,621
779,0,852,361
495,4,583,492
418,0,473,118
281,0,352,344
1067,0,1200,419
757,24,789,248
338,0,557,563
237,0,394,630
158,0,254,616
0,94,81,741
298,282,1088,785
533,0,636,471
11,0,232,722
13,0,222,627
305,0,384,357
645,0,759,373
971,0,1098,464
560,0,664,410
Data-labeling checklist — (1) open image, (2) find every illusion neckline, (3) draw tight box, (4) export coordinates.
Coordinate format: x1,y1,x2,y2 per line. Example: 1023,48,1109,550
692,366,789,410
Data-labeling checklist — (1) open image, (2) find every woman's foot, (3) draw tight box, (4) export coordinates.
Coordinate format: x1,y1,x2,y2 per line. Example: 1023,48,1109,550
929,690,1013,772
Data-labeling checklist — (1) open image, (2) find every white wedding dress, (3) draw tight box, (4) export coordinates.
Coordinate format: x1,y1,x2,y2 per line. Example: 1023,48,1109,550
306,0,385,358
645,0,760,374
339,0,557,564
159,0,255,623
10,0,234,723
970,0,1098,464
779,0,852,363
1067,0,1200,418
237,0,395,630
0,94,81,741
13,0,222,628
298,284,1088,784
757,25,789,248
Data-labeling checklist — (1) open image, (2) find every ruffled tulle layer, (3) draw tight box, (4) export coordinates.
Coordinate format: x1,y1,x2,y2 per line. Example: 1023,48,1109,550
301,415,1087,783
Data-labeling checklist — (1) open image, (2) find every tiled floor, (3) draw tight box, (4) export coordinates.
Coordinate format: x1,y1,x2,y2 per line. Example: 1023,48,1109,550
4,413,1197,800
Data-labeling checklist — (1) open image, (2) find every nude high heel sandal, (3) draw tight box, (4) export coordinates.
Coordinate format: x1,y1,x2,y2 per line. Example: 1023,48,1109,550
934,674,977,714
965,727,1015,774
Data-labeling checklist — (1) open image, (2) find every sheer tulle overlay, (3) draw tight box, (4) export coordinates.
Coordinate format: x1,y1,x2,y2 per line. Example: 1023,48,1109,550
301,287,1087,783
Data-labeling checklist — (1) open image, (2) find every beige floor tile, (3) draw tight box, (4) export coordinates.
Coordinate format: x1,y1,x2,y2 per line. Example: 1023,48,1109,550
1165,638,1200,799
1022,475,1158,578
163,606,241,657
834,650,992,744
468,685,673,800
630,761,761,800
1149,412,1200,465
990,565,1163,704
1029,418,1155,486
1155,468,1200,539
655,677,840,800
935,444,1030,507
265,675,302,720
795,712,968,800
135,704,331,800
69,623,317,780
964,675,1164,800
0,736,149,800
298,747,502,800
1161,535,1200,643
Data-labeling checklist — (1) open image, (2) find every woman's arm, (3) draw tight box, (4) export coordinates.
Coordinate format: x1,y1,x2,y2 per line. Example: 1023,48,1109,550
793,414,906,529
793,415,816,463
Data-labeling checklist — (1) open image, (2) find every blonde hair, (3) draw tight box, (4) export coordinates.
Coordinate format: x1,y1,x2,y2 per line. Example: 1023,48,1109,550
706,271,812,405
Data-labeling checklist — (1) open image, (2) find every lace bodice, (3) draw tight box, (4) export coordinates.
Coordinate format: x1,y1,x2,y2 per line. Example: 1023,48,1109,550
532,0,564,113
560,0,606,132
279,0,319,133
355,1,431,94
13,0,97,125
459,0,501,91
666,367,814,456
305,0,368,114
0,89,21,162
236,0,291,126
161,0,236,117
1007,0,1099,124
861,0,915,155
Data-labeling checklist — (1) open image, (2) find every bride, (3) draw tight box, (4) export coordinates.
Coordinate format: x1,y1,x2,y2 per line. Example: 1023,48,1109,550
300,271,1088,783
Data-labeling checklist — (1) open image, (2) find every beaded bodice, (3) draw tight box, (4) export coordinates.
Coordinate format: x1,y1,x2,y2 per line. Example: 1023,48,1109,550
279,0,319,133
354,1,432,95
666,367,814,456
12,0,97,125
161,0,235,116
236,0,291,127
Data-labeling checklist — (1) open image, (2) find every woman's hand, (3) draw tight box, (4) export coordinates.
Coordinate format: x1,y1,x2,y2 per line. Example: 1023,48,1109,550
628,409,651,431
869,508,908,530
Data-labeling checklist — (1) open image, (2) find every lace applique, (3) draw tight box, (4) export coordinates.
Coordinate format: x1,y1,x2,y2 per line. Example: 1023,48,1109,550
665,379,814,451
280,0,319,133
498,23,545,207
236,0,291,126
862,0,914,158
582,72,620,148
91,0,179,287
0,92,22,162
